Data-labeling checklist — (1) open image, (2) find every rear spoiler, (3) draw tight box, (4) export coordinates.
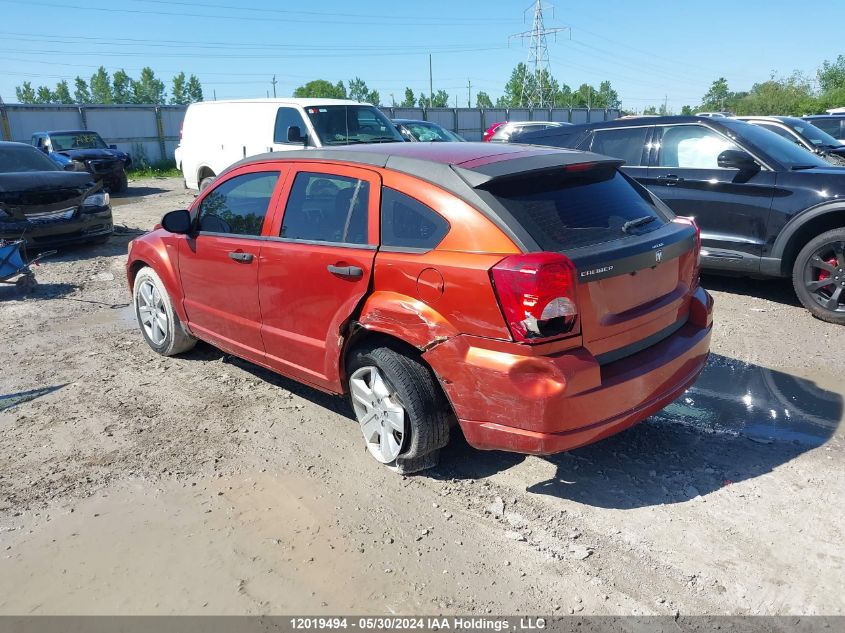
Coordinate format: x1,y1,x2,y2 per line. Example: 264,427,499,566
451,152,624,189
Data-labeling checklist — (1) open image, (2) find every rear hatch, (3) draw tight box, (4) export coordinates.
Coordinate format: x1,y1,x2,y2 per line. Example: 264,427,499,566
469,161,699,362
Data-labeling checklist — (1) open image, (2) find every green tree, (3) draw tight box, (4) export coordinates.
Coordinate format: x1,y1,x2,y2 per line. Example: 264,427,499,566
186,75,203,103
733,72,816,115
74,77,91,103
15,81,36,103
502,63,532,107
400,87,416,107
701,77,733,111
643,105,658,115
90,66,113,103
680,105,694,115
171,72,188,105
418,90,449,108
818,55,845,93
347,77,379,105
571,84,596,108
555,83,573,107
34,86,54,104
293,79,346,99
475,91,493,108
132,67,166,104
53,80,73,104
112,70,133,103
594,80,621,109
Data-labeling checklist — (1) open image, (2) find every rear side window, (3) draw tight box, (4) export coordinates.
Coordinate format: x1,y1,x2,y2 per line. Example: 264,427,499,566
198,171,279,236
381,188,449,250
808,118,842,137
590,127,649,166
482,166,665,251
281,172,369,245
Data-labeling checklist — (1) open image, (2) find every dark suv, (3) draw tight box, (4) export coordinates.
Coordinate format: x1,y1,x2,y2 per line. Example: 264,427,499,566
803,115,845,143
514,116,845,324
31,130,131,193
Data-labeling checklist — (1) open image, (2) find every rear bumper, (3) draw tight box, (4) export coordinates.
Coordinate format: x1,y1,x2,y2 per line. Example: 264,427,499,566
424,286,713,455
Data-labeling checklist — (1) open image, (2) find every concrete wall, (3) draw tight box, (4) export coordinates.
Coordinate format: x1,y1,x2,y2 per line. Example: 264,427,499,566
0,103,620,158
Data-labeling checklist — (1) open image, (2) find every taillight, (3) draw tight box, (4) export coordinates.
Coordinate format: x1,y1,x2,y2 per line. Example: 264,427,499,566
490,252,579,344
673,216,701,282
483,122,504,142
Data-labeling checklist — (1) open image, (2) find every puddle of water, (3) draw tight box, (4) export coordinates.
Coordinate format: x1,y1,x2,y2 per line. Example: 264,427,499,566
0,385,66,412
653,354,844,446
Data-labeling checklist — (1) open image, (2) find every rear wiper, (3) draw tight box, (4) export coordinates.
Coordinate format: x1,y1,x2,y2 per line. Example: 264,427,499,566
621,215,656,233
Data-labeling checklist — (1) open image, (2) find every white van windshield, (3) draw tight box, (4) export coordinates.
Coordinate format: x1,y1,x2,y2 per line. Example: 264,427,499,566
305,105,403,145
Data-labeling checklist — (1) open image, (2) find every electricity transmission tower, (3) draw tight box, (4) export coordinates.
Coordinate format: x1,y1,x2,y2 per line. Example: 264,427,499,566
509,0,569,108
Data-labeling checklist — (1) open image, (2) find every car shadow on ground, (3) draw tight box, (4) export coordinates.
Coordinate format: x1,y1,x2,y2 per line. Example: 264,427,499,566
0,281,77,302
182,342,354,419
112,185,170,199
433,353,843,509
701,273,802,308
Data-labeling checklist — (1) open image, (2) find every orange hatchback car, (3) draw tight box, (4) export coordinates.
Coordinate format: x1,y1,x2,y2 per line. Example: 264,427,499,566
127,143,713,472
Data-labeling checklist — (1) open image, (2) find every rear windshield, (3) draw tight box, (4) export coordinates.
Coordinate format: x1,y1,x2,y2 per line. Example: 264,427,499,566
0,144,60,173
482,166,667,251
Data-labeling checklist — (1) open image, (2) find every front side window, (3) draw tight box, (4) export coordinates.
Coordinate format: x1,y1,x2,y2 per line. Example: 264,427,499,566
590,127,649,166
197,171,279,236
304,105,403,145
281,172,370,244
273,107,308,144
381,188,449,249
657,125,738,169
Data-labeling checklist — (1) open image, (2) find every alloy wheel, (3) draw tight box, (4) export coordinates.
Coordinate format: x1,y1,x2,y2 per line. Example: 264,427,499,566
349,365,406,463
137,279,169,346
804,240,845,313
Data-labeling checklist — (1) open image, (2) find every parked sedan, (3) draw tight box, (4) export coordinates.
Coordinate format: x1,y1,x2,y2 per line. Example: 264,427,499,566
0,142,113,248
127,142,712,473
393,119,465,142
514,115,845,324
482,120,568,142
31,130,131,193
735,115,845,165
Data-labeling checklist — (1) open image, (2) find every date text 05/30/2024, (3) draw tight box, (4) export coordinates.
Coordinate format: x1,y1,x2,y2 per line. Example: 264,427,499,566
289,617,548,631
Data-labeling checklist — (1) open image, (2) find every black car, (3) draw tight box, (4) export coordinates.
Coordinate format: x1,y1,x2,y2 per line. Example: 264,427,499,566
735,116,845,165
31,130,131,193
513,115,845,324
0,142,113,248
393,119,465,142
803,115,845,143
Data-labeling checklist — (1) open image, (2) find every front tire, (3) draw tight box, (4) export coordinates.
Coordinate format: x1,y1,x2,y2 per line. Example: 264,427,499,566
793,228,845,325
112,170,129,193
133,267,197,356
347,344,450,474
199,176,215,192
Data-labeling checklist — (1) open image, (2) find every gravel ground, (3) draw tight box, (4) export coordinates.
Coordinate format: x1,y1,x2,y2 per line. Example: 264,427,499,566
0,177,842,616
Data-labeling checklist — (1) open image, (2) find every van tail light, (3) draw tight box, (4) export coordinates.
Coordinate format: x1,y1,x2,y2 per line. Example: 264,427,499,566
483,122,504,142
490,252,579,344
673,216,701,283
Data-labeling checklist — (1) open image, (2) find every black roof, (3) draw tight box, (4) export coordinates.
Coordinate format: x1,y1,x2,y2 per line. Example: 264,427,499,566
36,130,101,135
392,119,440,125
226,142,620,254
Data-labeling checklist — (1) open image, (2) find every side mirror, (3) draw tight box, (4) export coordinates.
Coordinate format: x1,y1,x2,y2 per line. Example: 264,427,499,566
161,209,192,234
718,149,759,171
109,144,118,150
287,125,307,145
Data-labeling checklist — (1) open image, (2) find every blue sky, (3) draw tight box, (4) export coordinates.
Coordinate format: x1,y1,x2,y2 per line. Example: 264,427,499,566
1,0,842,112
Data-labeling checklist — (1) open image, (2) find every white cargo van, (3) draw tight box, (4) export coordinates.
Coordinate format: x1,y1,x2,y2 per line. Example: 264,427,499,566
175,98,404,190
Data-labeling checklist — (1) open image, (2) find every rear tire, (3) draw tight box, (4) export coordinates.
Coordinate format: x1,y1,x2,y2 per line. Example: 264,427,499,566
792,228,845,325
133,266,197,356
347,344,450,473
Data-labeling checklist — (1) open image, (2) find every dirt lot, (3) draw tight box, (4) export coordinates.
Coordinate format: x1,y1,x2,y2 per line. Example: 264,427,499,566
0,177,842,616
